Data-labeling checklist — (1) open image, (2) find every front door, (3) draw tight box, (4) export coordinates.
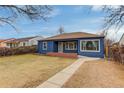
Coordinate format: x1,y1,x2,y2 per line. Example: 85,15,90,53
58,42,63,52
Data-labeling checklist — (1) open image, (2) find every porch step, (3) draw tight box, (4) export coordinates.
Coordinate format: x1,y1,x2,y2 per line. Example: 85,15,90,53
46,52,78,58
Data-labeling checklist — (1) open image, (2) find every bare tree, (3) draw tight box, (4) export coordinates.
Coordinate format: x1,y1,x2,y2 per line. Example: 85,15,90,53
103,5,124,34
58,25,65,34
0,5,52,31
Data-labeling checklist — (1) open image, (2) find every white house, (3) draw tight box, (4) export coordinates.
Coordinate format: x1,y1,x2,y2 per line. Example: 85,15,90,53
119,33,124,46
6,36,43,48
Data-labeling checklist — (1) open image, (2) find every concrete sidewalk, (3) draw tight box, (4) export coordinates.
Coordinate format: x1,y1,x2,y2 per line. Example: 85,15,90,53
37,57,100,88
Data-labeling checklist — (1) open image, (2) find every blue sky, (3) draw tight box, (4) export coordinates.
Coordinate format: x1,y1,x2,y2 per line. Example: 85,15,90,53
0,5,123,41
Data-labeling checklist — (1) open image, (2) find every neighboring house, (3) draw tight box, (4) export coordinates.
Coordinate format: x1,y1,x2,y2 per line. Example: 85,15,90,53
38,32,104,58
119,33,124,46
0,40,4,47
6,36,43,48
0,38,15,48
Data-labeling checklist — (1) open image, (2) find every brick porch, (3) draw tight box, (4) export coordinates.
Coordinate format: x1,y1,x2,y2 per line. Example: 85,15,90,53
46,52,78,58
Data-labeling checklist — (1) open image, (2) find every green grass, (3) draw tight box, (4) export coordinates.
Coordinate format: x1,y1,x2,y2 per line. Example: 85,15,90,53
0,54,76,88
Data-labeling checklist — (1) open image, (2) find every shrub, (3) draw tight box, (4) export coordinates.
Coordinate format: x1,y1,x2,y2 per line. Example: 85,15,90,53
120,46,124,53
110,46,124,63
0,46,37,57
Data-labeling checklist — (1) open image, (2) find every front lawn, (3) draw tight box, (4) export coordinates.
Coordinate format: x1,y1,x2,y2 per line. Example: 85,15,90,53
0,54,76,88
63,59,124,88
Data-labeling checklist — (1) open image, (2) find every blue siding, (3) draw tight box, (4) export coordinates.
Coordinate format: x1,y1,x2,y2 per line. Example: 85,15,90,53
48,41,54,52
38,41,42,53
77,37,104,58
38,41,54,54
38,37,104,58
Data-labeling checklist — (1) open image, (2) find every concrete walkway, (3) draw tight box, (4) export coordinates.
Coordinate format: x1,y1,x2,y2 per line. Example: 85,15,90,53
37,57,100,88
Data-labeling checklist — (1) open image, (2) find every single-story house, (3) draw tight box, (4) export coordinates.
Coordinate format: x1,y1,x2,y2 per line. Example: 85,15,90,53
6,36,43,48
119,33,124,46
38,32,104,58
0,38,15,48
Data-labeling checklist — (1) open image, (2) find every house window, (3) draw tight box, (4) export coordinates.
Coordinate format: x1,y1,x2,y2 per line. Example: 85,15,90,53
42,42,47,50
65,42,77,50
7,43,10,46
23,42,26,46
80,39,100,52
10,43,12,48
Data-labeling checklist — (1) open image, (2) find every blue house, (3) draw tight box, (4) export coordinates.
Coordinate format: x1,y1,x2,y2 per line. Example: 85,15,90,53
38,32,104,58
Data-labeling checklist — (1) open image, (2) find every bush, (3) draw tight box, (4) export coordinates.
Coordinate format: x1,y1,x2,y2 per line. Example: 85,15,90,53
0,46,37,57
110,46,124,63
120,46,124,53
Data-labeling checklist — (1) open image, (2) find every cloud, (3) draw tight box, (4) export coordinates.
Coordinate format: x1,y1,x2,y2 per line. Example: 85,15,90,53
92,5,103,11
80,29,98,34
87,17,104,24
46,8,60,18
73,5,85,10
106,5,120,9
106,28,124,41
91,5,120,12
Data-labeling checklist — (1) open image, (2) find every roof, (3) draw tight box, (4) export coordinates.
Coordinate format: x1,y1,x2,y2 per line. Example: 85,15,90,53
0,38,15,43
0,40,4,43
6,36,38,43
41,32,104,41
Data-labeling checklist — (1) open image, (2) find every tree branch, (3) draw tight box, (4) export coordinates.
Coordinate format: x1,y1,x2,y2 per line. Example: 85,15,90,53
0,5,53,31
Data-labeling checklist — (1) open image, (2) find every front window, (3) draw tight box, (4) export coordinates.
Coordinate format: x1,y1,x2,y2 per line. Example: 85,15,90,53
42,42,47,50
80,39,100,52
65,42,77,50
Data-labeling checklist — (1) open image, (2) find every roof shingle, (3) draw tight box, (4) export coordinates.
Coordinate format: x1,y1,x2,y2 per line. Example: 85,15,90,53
6,36,38,43
42,32,104,41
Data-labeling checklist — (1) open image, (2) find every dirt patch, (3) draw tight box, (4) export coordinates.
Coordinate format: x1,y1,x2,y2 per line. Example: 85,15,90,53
63,59,124,88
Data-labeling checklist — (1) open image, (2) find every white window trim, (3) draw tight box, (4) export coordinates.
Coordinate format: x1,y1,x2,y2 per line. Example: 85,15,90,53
65,42,77,50
80,39,100,52
42,42,47,50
